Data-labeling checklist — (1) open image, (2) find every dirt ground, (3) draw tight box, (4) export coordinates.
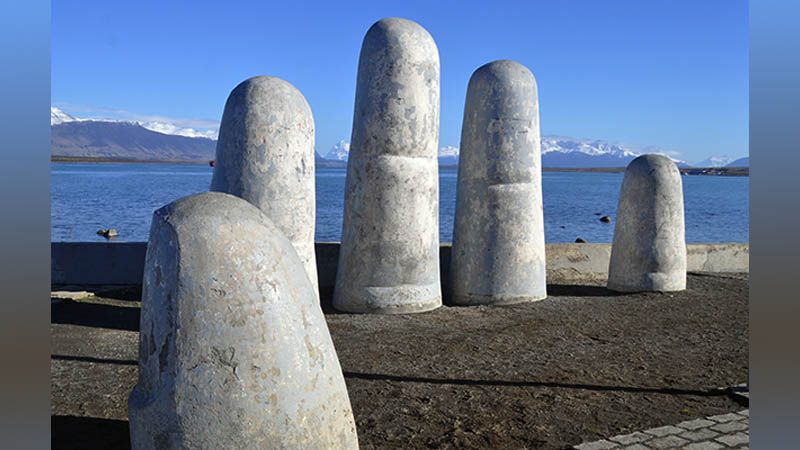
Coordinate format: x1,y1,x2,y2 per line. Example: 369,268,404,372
51,272,748,449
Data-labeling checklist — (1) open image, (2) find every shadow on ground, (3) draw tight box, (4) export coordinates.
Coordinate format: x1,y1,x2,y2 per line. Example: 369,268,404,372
546,284,624,297
51,299,139,331
52,415,130,450
52,354,137,366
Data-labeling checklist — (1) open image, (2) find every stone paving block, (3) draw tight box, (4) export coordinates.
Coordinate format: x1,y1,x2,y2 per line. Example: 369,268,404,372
680,428,720,441
731,391,750,402
574,439,619,450
715,432,749,447
644,425,684,437
610,431,651,445
708,412,742,423
677,418,717,430
648,435,690,449
684,441,725,450
576,407,749,450
619,444,650,450
710,420,748,433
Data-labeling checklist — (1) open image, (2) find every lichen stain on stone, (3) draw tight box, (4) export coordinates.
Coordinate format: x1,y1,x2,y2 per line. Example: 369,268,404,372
304,335,322,364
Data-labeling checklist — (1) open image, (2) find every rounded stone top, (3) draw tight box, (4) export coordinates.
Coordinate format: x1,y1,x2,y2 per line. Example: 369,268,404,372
361,17,438,62
225,75,312,116
154,191,287,243
625,154,680,179
470,59,537,91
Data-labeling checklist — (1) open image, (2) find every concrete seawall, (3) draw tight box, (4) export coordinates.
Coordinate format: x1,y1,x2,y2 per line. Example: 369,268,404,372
52,242,748,289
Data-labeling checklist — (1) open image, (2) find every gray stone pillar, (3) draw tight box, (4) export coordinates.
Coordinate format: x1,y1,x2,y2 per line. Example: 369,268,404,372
333,18,442,314
128,192,358,449
607,154,687,292
210,76,318,293
450,60,547,305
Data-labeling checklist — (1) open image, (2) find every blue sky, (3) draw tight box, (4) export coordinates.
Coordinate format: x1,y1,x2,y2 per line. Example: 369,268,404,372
51,0,748,162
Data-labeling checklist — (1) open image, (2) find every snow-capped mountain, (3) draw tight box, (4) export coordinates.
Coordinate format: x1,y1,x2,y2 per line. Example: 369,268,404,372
50,107,218,139
541,136,638,158
692,155,734,168
51,107,78,125
319,136,687,168
322,140,461,165
52,121,217,161
438,145,460,165
540,136,688,167
136,121,218,139
52,106,701,168
324,140,351,161
51,107,217,161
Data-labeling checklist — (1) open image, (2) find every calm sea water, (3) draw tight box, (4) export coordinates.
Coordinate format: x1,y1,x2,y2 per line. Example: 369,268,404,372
51,162,749,243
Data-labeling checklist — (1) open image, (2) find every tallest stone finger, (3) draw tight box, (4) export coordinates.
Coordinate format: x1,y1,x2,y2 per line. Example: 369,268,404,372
334,18,442,314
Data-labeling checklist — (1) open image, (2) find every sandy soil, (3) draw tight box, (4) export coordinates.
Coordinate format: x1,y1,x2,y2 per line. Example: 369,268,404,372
51,272,748,449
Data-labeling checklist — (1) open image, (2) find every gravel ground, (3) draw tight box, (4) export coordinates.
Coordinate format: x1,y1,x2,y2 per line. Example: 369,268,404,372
51,272,748,449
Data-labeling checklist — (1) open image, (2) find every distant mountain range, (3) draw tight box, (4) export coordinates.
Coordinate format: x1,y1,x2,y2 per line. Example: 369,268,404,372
693,155,734,168
51,107,218,139
726,157,749,167
51,107,746,168
321,136,689,168
52,121,217,161
324,140,350,161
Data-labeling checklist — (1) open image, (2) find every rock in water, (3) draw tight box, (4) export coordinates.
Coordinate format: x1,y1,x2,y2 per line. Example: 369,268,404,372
575,238,587,243
599,215,611,223
607,154,686,292
97,228,118,238
334,18,442,314
210,76,318,295
128,192,358,449
450,60,547,305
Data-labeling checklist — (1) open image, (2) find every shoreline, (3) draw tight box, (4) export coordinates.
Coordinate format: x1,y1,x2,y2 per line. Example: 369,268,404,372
51,156,210,165
51,156,749,176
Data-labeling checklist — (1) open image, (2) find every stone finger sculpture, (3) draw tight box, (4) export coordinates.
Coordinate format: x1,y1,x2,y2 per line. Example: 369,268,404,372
128,192,358,449
450,60,547,305
607,154,687,292
211,76,318,295
334,18,442,314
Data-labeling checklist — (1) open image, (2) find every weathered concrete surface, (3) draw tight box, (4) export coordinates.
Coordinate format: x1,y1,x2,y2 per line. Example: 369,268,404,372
545,244,615,284
128,192,357,449
51,242,749,289
687,244,749,274
210,76,318,292
334,18,442,314
608,155,687,292
451,60,546,305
